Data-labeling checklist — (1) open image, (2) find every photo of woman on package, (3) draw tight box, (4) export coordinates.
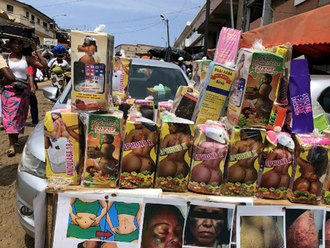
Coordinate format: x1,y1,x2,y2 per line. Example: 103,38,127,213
106,201,142,243
122,122,158,174
78,36,100,65
158,123,193,178
67,198,108,239
227,129,264,184
184,205,231,247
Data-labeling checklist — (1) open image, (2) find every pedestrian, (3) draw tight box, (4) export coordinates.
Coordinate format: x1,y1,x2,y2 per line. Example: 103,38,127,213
178,57,186,73
2,38,47,157
48,45,68,94
27,64,38,126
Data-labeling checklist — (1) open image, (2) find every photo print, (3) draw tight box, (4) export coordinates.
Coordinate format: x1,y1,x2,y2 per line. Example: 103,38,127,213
53,193,142,248
139,197,187,248
286,206,326,248
236,206,285,248
183,200,235,248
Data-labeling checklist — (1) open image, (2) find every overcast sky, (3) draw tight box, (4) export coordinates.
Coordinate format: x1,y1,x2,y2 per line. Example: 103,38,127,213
21,0,205,47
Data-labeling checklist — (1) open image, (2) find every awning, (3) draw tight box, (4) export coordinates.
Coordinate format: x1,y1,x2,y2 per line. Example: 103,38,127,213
240,4,330,63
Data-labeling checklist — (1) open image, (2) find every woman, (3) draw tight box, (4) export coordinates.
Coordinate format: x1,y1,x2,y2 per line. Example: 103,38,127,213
122,122,157,173
106,201,141,243
87,134,119,178
227,129,264,184
158,123,192,177
293,146,328,196
48,45,68,94
78,36,100,65
68,198,107,239
2,38,47,156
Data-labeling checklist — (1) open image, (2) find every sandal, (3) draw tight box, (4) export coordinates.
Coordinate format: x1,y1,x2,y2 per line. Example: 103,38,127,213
7,147,16,157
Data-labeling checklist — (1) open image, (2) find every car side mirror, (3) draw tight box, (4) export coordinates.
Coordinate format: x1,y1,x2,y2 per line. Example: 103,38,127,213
43,86,58,102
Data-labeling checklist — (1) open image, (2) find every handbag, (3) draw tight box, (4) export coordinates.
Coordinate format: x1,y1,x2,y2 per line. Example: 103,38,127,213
12,77,28,91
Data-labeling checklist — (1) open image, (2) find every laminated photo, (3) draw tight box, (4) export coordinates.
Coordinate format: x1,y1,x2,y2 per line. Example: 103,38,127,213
183,200,235,248
285,206,326,248
53,193,143,248
236,206,285,248
139,197,187,248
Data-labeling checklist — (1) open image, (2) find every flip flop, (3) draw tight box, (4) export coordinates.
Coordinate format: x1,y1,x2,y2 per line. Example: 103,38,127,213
7,147,16,157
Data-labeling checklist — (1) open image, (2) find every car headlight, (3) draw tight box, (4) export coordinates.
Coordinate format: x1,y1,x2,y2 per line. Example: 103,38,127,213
19,145,46,178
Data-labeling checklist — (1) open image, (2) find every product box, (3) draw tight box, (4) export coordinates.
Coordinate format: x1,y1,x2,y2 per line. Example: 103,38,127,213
157,101,173,124
155,115,195,192
192,59,211,89
83,112,123,188
213,27,241,66
174,92,198,121
135,99,155,121
188,123,228,195
171,86,199,115
257,131,294,199
287,133,330,204
119,116,159,188
223,127,266,196
115,98,135,120
112,56,132,100
192,62,235,126
44,110,83,185
227,49,284,128
71,30,114,111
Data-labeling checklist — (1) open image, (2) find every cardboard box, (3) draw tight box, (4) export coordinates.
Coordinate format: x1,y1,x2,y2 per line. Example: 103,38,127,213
155,115,195,192
223,127,266,196
112,56,132,100
157,101,173,124
119,116,159,188
288,134,330,204
256,131,294,199
227,49,284,128
71,30,114,111
192,59,211,89
83,112,123,188
135,99,155,121
44,110,83,185
188,123,228,195
192,62,235,126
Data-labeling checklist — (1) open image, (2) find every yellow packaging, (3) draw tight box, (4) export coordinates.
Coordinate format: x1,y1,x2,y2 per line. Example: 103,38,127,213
44,110,83,185
119,116,159,188
192,59,211,90
171,86,199,115
155,115,195,192
192,62,235,126
71,30,114,111
223,127,266,196
157,101,173,124
112,56,132,100
188,124,228,195
288,134,330,204
135,99,155,121
257,131,294,199
83,111,123,188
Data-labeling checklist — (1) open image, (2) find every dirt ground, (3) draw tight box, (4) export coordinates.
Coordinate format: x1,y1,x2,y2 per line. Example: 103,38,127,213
0,80,54,248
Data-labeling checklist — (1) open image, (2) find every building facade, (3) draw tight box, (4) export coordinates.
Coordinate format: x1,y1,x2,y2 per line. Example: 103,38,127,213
115,44,161,58
0,0,56,45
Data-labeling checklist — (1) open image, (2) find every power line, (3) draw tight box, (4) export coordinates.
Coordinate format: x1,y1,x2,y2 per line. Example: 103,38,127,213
36,0,83,8
113,22,163,35
171,0,188,21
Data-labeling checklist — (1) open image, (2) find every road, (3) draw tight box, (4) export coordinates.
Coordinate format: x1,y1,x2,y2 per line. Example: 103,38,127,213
0,80,54,248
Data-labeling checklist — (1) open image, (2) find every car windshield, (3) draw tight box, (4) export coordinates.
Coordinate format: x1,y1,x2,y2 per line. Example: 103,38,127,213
128,64,188,104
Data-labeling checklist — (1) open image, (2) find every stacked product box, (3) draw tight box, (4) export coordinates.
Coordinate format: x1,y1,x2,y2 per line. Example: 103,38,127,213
112,56,132,100
71,30,114,111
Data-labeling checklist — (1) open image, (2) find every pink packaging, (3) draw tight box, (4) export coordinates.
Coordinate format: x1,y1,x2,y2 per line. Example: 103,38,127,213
214,27,242,66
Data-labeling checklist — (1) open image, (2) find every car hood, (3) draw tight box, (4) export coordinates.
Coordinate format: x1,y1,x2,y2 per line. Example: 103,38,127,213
26,120,45,162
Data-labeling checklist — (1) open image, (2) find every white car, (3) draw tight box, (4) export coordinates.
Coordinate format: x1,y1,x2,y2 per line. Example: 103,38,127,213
16,58,189,237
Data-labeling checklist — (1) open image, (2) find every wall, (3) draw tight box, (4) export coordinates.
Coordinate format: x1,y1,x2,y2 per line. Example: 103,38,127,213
274,0,318,22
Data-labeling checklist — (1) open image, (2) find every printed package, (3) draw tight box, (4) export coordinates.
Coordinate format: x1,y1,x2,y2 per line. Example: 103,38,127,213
188,123,228,195
257,131,294,199
115,98,135,120
171,86,199,115
155,115,195,192
288,133,330,204
112,56,132,100
223,127,266,196
174,92,198,121
44,110,84,185
83,112,123,188
192,59,211,89
213,27,241,66
157,101,173,124
119,116,159,188
135,99,155,121
71,30,114,111
227,49,283,128
192,62,235,126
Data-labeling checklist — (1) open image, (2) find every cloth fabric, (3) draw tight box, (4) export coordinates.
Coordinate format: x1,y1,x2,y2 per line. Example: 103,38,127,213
0,56,7,69
74,199,100,215
1,85,30,134
30,94,38,124
115,202,139,216
8,55,28,80
114,229,139,242
67,224,101,239
48,58,68,69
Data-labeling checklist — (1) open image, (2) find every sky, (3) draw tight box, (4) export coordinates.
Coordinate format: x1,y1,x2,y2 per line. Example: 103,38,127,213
21,0,206,47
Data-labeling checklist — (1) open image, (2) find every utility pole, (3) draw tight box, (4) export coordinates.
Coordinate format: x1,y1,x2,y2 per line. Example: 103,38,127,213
203,0,210,57
166,19,170,47
236,0,245,30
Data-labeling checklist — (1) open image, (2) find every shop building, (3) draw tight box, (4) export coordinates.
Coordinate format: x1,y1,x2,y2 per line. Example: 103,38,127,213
115,44,161,58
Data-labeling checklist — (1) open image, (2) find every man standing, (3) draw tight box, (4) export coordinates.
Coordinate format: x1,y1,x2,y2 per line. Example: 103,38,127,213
178,57,186,74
